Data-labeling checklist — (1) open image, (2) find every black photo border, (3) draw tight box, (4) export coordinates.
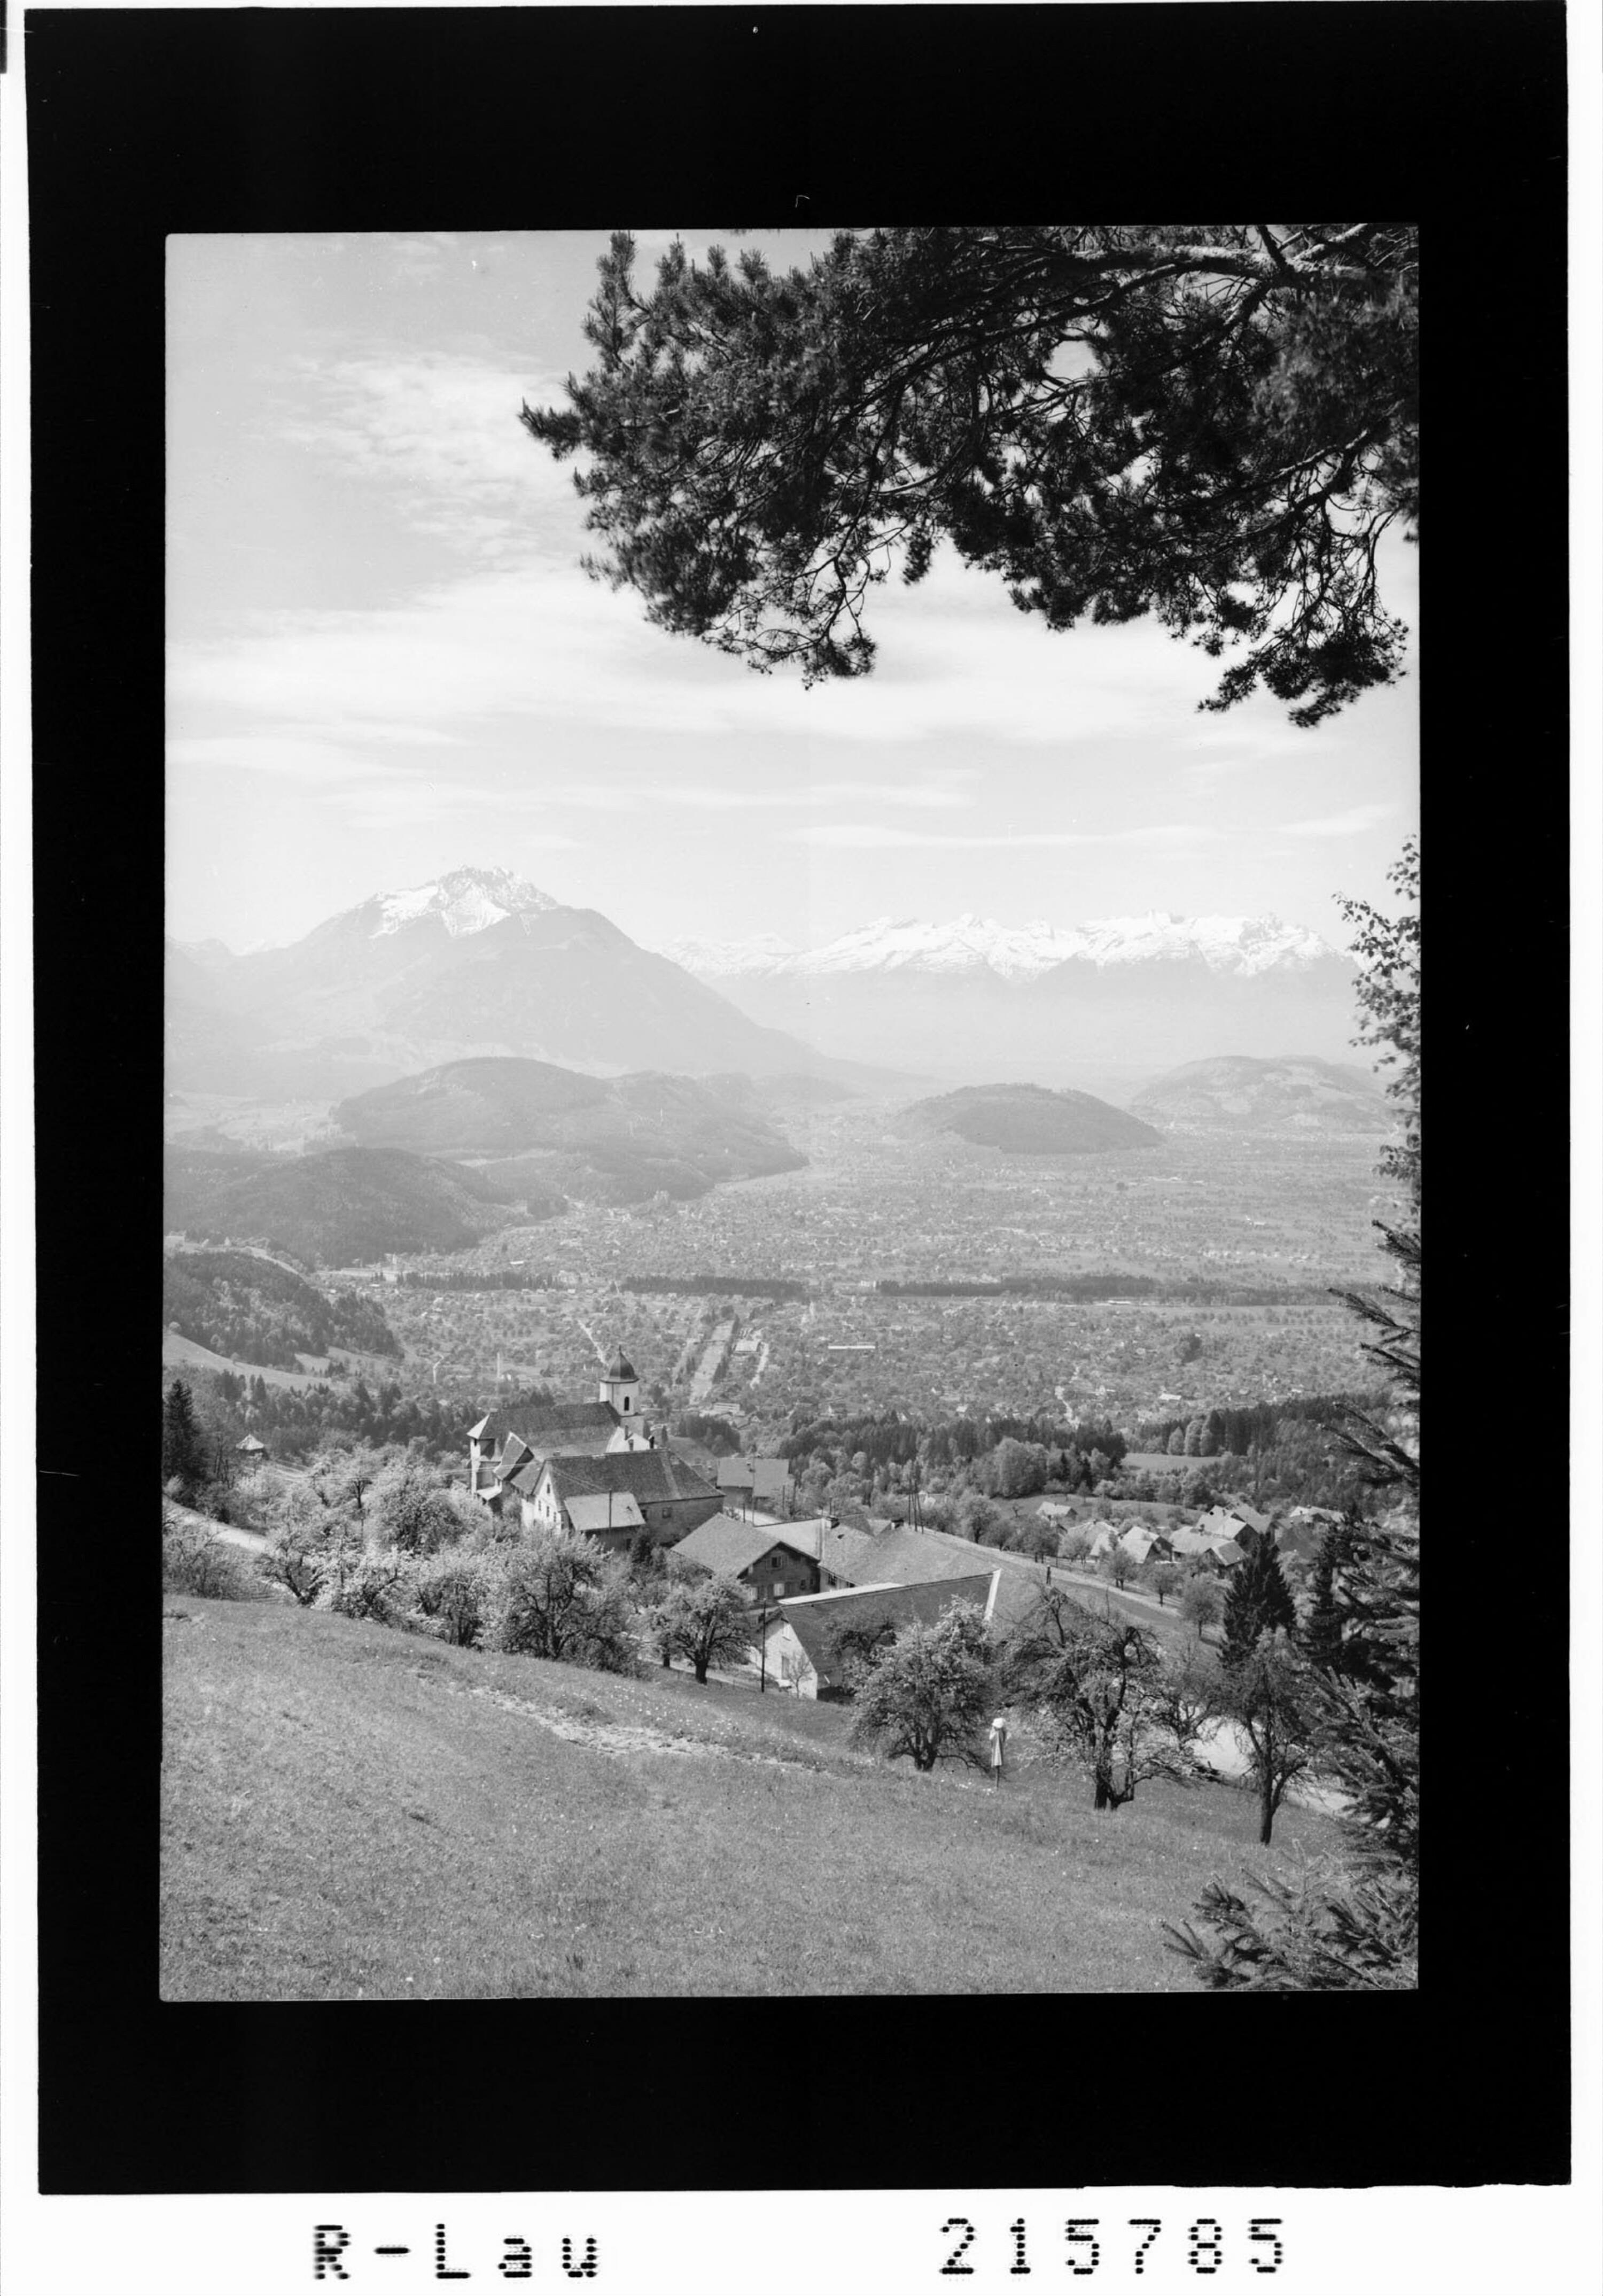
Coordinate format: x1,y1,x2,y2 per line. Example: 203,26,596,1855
27,2,1570,2196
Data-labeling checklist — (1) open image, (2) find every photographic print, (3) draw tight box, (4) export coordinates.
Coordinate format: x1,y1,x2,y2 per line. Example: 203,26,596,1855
161,222,1422,2004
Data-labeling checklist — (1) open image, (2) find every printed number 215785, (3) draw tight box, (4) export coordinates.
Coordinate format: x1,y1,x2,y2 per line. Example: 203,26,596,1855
939,2219,1285,2276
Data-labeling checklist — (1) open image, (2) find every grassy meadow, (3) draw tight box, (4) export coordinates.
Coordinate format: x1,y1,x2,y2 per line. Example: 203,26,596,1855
161,1597,1340,1998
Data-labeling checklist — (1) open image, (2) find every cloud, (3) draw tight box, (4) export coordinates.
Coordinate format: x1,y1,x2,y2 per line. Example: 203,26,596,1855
168,543,1244,762
790,821,1226,851
1278,803,1399,839
278,351,574,559
648,780,974,813
166,730,593,838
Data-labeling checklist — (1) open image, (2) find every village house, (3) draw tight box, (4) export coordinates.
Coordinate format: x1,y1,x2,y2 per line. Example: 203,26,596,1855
760,1573,1000,1701
1197,1501,1266,1552
1169,1525,1245,1571
670,1512,823,1603
714,1454,795,1516
510,1446,721,1551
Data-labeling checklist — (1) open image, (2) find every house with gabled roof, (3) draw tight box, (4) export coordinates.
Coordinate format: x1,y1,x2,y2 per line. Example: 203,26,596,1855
671,1513,823,1604
760,1573,999,1701
1170,1525,1244,1571
714,1454,795,1515
511,1445,720,1552
1199,1501,1265,1552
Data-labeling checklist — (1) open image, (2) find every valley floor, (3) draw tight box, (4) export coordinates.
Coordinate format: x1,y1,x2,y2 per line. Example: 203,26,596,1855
161,1598,1342,2000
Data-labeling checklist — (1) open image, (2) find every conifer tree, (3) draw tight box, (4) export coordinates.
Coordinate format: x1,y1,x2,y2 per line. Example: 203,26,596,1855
527,226,1417,726
161,1378,208,1503
1168,839,1421,1988
1220,1539,1297,1667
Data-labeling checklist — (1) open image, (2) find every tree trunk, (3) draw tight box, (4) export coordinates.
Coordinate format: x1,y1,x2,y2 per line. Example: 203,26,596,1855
694,1657,709,1684
1259,1781,1275,1846
1094,1772,1112,1810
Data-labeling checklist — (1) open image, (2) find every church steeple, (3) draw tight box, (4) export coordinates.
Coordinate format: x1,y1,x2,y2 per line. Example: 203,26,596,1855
598,1346,646,1441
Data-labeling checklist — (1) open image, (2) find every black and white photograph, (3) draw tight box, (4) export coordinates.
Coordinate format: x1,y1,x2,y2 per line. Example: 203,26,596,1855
11,0,1588,2266
159,220,1422,2003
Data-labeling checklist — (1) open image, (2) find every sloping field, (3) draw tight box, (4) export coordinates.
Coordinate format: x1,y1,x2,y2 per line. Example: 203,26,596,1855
161,1599,1341,1999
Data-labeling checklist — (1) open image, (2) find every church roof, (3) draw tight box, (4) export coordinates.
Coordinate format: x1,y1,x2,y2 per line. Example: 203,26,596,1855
542,1449,718,1508
604,1347,638,1382
503,1400,621,1453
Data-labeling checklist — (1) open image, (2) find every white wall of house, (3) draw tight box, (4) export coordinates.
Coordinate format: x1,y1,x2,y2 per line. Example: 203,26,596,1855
762,1615,817,1698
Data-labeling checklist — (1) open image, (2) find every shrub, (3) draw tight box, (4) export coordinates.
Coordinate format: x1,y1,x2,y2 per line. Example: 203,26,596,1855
321,1543,410,1626
161,1506,255,1601
409,1547,494,1647
479,1529,641,1675
1165,1855,1418,1990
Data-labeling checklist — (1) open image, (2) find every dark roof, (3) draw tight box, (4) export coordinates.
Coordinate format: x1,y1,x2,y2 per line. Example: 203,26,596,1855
852,1528,1000,1587
542,1448,718,1508
717,1454,793,1497
672,1513,820,1578
811,1521,875,1580
505,1395,620,1432
498,1434,533,1479
604,1347,638,1382
775,1574,997,1687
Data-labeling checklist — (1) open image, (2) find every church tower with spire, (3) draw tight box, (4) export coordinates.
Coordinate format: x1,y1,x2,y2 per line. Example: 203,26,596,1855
598,1345,649,1448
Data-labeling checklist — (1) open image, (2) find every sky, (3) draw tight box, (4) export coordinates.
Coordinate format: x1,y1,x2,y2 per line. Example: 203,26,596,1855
166,231,1419,956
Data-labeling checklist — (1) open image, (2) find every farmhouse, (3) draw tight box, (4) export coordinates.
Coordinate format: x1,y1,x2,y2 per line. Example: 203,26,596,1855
761,1573,999,1701
671,1513,823,1603
1198,1502,1265,1550
714,1454,795,1515
1169,1526,1244,1571
508,1447,721,1551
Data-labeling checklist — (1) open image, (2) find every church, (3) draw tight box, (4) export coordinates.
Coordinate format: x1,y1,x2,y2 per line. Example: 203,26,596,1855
466,1346,721,1553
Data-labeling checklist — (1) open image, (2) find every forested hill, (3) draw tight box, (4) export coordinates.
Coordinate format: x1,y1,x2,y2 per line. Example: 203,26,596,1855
162,1250,401,1370
332,1057,808,1204
163,1143,544,1267
897,1083,1162,1154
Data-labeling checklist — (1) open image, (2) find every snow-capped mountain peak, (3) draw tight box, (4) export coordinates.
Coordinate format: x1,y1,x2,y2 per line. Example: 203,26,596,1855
654,930,799,978
369,865,558,940
659,910,1344,982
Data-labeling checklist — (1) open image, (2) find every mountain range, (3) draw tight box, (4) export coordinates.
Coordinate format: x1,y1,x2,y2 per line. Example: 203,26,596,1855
166,867,911,1104
167,866,1364,1107
655,910,1360,1093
